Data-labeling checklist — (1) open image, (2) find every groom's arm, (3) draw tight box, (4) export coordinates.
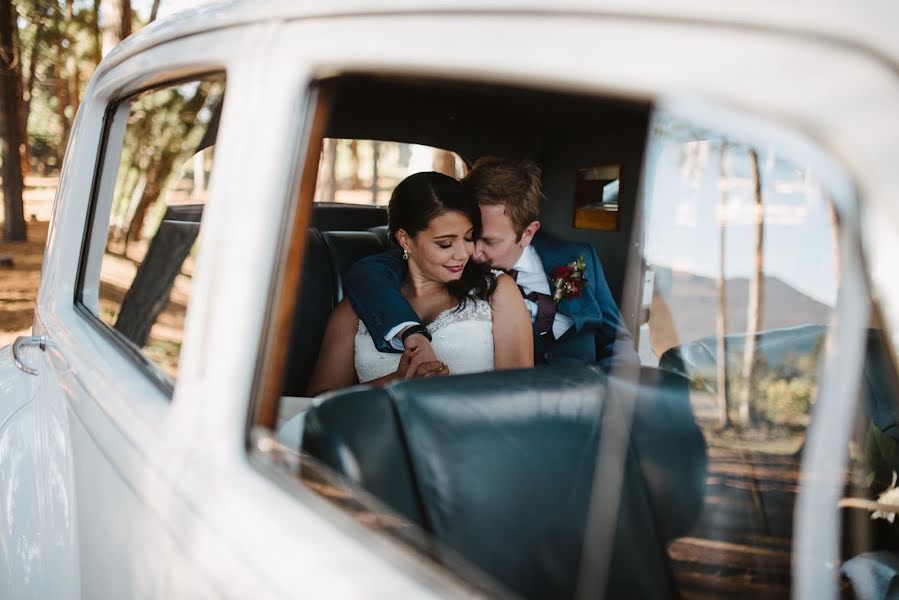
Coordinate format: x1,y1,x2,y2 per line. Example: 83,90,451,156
587,247,640,368
344,250,419,353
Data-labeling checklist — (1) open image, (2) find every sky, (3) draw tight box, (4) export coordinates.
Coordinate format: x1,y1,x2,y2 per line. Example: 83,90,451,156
643,135,839,307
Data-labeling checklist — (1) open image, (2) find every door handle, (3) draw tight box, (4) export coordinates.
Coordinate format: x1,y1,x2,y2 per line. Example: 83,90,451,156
12,336,51,376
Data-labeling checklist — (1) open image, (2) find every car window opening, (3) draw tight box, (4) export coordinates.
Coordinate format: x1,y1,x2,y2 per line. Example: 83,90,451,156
250,75,897,600
77,74,226,387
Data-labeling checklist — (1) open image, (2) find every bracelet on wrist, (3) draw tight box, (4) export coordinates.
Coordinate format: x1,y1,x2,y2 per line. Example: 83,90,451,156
401,324,432,344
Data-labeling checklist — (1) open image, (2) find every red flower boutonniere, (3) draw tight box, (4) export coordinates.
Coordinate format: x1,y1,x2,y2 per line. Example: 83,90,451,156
550,256,587,302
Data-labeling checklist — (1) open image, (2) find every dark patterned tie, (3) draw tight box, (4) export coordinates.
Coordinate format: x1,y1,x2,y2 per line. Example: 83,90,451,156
505,268,555,337
525,290,556,339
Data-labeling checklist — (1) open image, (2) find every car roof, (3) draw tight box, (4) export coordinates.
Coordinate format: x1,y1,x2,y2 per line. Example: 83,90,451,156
104,0,899,73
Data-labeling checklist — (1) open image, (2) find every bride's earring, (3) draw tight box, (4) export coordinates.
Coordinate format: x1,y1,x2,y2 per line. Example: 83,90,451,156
403,249,409,260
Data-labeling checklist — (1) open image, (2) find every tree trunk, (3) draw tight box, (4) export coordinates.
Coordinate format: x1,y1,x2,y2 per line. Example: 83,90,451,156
149,0,161,22
738,148,764,427
0,0,26,241
118,0,131,40
65,0,80,118
92,0,102,64
54,35,70,166
124,139,178,255
101,0,131,56
23,6,46,166
715,142,730,428
11,2,27,176
318,138,338,203
828,195,841,288
124,152,175,250
371,141,381,205
348,139,360,188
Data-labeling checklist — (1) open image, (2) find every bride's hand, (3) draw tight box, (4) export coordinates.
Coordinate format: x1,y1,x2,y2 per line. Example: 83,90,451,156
396,344,449,380
396,347,417,379
403,334,442,379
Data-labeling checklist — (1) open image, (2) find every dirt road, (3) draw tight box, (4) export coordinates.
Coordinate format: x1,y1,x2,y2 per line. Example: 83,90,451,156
0,177,56,347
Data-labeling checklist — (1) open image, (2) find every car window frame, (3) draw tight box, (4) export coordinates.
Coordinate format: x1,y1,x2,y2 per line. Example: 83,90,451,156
74,71,226,398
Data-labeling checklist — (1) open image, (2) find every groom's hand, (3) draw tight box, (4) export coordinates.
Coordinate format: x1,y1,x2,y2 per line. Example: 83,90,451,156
402,334,444,380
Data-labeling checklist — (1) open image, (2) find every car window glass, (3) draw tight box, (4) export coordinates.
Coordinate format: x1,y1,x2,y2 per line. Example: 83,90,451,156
637,111,884,596
313,139,466,205
253,76,894,599
80,75,225,380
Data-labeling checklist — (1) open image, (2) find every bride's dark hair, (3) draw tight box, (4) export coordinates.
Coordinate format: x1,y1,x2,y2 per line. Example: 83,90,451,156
388,171,496,307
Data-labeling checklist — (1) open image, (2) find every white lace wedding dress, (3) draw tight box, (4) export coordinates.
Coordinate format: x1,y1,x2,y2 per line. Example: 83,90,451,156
354,298,494,383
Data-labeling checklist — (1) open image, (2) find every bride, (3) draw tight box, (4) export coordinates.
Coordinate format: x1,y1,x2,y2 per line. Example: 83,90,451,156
307,171,533,395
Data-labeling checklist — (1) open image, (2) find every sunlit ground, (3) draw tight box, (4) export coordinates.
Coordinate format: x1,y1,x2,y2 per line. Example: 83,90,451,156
0,177,56,347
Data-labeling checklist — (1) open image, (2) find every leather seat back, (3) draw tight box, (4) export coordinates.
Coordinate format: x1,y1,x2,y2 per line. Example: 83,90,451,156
322,230,388,302
284,229,337,397
283,228,389,396
303,366,707,600
302,387,425,525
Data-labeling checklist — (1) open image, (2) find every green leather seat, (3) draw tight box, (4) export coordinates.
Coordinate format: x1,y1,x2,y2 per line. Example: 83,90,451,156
303,366,707,599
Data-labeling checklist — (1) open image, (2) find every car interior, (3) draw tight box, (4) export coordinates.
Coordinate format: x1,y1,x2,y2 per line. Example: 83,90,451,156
259,74,707,599
256,74,899,599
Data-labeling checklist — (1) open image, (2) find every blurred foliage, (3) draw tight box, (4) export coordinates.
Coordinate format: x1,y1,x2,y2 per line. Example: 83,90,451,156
689,335,825,427
15,0,146,175
12,1,224,251
107,77,224,248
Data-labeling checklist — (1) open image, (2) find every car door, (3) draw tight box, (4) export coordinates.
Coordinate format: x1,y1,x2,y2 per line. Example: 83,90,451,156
242,10,899,600
11,15,470,597
19,29,238,599
0,342,71,599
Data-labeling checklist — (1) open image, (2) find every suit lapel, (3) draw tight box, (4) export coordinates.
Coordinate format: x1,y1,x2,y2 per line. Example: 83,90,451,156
531,233,603,329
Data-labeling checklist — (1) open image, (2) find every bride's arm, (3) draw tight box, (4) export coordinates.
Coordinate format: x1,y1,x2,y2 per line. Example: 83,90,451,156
307,299,440,395
306,299,359,396
490,274,534,369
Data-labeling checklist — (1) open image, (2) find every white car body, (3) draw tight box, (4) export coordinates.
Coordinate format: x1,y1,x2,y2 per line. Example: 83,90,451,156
2,1,898,598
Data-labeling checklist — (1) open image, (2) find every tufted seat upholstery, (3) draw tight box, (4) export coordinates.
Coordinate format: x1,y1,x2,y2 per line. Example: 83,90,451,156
282,228,390,396
303,366,707,599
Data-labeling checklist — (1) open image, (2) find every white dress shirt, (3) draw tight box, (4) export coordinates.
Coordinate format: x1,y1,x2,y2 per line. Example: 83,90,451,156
511,245,575,340
385,245,575,348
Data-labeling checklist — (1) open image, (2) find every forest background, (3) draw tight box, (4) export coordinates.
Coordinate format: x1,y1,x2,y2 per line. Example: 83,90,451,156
0,0,197,345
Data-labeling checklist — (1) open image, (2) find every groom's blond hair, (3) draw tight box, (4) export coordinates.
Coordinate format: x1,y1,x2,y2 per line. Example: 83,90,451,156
462,157,542,240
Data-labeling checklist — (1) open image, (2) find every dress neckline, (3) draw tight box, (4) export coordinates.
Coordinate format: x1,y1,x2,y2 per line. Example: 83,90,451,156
356,298,492,338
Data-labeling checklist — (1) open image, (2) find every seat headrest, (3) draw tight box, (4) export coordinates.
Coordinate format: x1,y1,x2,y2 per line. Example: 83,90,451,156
322,230,390,300
368,225,391,247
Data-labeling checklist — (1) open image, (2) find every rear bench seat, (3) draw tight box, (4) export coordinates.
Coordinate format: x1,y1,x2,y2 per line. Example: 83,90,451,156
303,366,708,600
283,227,391,397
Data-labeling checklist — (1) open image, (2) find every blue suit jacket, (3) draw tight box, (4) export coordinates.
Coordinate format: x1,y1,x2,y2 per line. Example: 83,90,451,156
344,232,638,368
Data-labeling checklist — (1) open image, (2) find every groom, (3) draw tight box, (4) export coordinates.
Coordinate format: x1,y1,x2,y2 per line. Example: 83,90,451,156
344,157,638,371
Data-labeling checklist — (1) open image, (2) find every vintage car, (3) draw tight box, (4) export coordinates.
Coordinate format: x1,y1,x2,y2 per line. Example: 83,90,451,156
3,0,899,598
